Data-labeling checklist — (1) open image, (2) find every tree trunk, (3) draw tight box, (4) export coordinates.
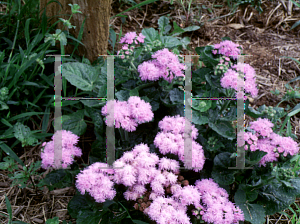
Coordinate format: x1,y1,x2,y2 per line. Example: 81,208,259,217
39,0,111,63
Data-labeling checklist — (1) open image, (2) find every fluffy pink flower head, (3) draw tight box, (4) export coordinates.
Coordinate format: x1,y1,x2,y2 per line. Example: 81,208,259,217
195,178,244,224
41,130,82,169
137,61,162,81
127,96,154,124
144,196,191,224
220,69,240,90
154,115,205,172
152,48,185,83
255,138,279,167
213,40,242,60
221,64,258,98
113,143,159,188
119,32,137,44
231,63,259,97
269,132,299,156
172,185,201,208
101,97,154,132
249,117,274,138
136,33,146,43
137,48,185,83
75,162,116,203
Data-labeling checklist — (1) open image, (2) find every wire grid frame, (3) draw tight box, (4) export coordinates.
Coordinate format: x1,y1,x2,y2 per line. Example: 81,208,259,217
48,53,252,171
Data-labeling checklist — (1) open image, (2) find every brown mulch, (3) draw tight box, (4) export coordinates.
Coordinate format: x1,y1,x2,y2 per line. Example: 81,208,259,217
1,0,300,223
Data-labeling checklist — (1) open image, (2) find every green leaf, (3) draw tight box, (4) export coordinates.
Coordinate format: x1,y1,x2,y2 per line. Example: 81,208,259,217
191,109,209,125
80,99,106,108
76,210,103,224
129,88,139,96
158,16,172,35
246,151,268,165
13,122,38,147
192,99,212,112
58,18,74,29
68,3,82,14
0,141,25,167
208,120,236,140
45,217,59,224
60,110,87,136
234,189,266,224
134,47,143,59
221,36,231,41
160,36,182,48
141,27,159,44
0,101,9,110
60,62,100,91
183,25,200,32
245,100,264,118
170,21,185,36
109,28,117,51
38,169,73,191
211,169,235,185
85,108,104,138
195,45,219,67
169,88,184,104
257,181,297,215
68,193,91,219
180,36,191,49
132,220,149,224
116,90,130,101
237,184,259,202
211,152,237,185
56,29,67,46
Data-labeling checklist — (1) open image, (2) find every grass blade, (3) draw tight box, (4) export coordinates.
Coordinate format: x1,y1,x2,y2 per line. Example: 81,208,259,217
71,16,86,59
1,118,13,128
5,194,12,224
25,18,31,49
111,0,158,19
8,112,48,122
0,141,25,167
42,107,50,134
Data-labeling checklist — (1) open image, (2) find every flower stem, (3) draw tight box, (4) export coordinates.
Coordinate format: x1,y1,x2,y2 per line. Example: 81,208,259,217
219,89,235,115
130,61,137,71
119,128,129,150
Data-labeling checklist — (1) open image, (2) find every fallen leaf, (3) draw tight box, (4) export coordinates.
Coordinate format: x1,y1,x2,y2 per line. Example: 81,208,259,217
227,23,245,29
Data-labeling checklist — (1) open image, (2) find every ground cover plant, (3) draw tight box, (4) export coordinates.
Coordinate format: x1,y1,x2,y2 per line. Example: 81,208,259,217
1,0,300,223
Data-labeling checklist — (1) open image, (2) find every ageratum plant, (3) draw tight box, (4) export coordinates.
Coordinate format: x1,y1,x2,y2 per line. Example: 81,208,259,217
36,16,300,224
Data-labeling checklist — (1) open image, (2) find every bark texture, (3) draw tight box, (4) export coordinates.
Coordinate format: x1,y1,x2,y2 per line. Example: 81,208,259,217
40,0,111,63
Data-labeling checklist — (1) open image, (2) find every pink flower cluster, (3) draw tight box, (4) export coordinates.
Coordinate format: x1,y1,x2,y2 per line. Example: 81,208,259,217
195,178,245,224
101,96,154,132
75,162,116,203
214,56,232,75
238,118,300,167
212,40,242,60
138,48,185,83
40,130,82,169
220,62,258,99
73,141,245,224
112,144,179,199
117,32,146,59
154,115,205,172
119,32,145,45
232,63,259,97
144,196,191,224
